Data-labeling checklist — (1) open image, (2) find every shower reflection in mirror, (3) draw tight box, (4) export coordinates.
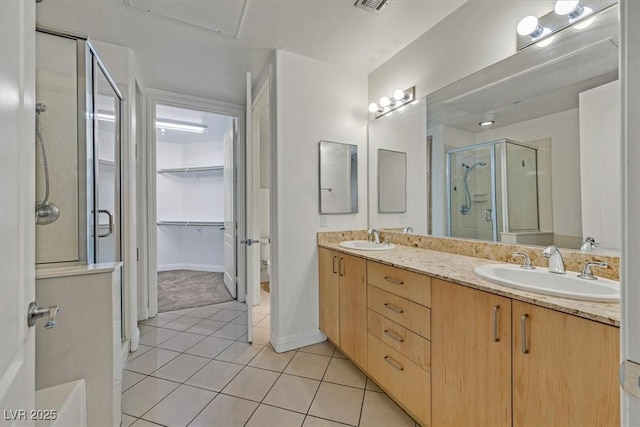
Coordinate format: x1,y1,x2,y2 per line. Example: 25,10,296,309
378,149,407,213
318,140,358,214
446,139,546,242
35,102,60,225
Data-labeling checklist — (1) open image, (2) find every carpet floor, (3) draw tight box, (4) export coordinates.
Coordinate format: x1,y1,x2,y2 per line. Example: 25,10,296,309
157,270,233,313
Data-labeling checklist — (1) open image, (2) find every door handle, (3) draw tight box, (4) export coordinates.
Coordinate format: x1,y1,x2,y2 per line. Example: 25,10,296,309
492,305,500,342
28,302,60,329
98,209,114,237
240,239,260,246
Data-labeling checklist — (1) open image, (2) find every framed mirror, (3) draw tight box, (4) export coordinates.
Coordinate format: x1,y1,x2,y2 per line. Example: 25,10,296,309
378,149,407,213
319,140,358,214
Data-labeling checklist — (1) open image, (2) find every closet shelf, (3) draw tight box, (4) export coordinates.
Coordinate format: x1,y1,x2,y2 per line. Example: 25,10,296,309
157,165,223,174
157,220,224,227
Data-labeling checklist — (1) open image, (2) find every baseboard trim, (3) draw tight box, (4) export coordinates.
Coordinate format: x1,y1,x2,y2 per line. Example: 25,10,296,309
271,329,327,353
157,264,224,273
130,327,140,352
137,307,149,321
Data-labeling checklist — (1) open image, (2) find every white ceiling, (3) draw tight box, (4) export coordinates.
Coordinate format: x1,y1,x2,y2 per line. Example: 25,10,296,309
35,0,466,105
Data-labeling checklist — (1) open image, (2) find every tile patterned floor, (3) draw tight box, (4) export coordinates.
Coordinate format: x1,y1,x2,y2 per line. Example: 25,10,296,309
122,292,419,427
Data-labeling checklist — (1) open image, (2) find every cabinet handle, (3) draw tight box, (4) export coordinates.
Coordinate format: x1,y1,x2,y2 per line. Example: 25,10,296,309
383,303,404,314
521,314,529,354
332,256,337,274
383,276,404,285
384,329,404,343
339,258,344,277
492,305,500,342
383,355,404,371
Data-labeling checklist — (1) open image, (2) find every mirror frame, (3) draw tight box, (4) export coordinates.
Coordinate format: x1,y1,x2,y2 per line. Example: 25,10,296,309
318,140,358,215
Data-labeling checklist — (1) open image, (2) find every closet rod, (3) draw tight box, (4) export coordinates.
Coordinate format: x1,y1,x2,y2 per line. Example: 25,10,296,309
157,221,224,227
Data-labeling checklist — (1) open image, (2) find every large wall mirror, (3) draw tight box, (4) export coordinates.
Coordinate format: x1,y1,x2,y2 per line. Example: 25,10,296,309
319,140,358,214
368,3,620,251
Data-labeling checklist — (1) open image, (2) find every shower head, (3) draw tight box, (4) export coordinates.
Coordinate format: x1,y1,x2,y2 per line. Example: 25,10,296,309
462,161,487,171
36,103,47,114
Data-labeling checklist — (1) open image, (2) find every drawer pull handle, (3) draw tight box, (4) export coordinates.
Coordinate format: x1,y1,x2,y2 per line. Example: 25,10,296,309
492,305,500,342
384,329,404,343
332,256,337,274
383,276,404,285
384,355,404,371
383,303,404,314
521,314,529,354
339,258,344,277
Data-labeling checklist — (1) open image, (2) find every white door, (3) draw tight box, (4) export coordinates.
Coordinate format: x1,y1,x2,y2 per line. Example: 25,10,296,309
0,0,37,419
243,72,258,342
578,80,621,251
223,123,237,298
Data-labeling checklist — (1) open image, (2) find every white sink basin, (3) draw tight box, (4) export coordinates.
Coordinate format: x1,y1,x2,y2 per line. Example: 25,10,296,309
473,264,619,302
339,240,396,251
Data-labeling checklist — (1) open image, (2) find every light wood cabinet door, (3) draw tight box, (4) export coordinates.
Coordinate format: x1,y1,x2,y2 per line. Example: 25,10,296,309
512,301,620,427
339,253,368,369
431,279,512,427
318,248,340,345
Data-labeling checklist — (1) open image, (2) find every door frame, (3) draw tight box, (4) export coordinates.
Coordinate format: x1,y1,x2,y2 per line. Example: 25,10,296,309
144,89,244,318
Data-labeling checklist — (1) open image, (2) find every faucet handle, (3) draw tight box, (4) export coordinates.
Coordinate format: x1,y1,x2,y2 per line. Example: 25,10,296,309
578,261,608,280
513,252,535,270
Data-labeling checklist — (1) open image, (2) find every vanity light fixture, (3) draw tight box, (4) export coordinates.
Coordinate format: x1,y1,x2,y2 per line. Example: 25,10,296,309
368,86,415,119
155,119,208,134
516,0,616,50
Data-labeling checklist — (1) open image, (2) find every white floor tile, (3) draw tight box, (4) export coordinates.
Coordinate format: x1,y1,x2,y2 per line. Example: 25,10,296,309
161,316,204,332
127,344,153,362
185,336,235,359
157,332,205,352
251,326,271,346
121,377,178,417
209,309,246,322
248,345,295,372
323,358,367,389
254,315,270,329
308,382,365,426
211,322,248,340
125,348,181,375
215,341,263,365
139,328,180,347
221,366,279,402
302,416,352,427
359,390,415,427
120,413,137,427
185,359,243,392
185,319,227,336
284,352,331,380
263,374,320,413
299,341,335,357
122,370,147,392
188,394,258,427
245,404,305,427
185,305,224,319
141,384,216,427
151,353,210,383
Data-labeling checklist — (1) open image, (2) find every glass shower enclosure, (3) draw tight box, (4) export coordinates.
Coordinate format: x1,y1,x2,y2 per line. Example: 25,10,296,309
446,139,539,241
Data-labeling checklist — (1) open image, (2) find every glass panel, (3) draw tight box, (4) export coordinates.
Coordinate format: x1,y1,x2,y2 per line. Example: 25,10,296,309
319,141,358,214
448,146,494,240
93,58,121,264
35,32,79,264
378,149,407,213
506,142,539,231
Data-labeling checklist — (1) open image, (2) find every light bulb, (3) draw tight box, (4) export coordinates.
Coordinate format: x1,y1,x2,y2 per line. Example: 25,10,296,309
393,89,405,101
379,96,391,107
368,103,379,113
517,15,542,37
536,35,555,47
555,0,583,17
478,120,494,127
572,7,594,29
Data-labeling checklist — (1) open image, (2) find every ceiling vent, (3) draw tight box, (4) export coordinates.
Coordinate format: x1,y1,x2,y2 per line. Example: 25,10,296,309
354,0,391,15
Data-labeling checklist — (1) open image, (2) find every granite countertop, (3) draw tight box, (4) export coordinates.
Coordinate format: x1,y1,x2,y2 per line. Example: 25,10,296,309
318,241,620,327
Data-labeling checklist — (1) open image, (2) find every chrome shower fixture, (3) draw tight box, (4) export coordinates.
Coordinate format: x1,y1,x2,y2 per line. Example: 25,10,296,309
460,161,487,215
35,103,60,225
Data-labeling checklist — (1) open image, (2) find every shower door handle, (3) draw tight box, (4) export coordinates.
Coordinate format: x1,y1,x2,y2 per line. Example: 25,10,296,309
98,209,114,237
485,209,493,222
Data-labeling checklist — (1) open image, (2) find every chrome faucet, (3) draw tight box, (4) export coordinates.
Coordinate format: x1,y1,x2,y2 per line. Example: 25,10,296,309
402,226,414,234
367,228,380,244
542,245,565,274
512,252,535,270
580,237,598,251
578,261,608,280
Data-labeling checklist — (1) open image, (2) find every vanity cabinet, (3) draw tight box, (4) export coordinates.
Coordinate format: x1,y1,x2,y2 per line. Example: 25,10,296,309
432,278,620,427
366,262,431,426
512,301,620,427
432,279,512,427
318,247,367,368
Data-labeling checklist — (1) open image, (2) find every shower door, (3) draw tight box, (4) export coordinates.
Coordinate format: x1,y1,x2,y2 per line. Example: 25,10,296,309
447,144,497,241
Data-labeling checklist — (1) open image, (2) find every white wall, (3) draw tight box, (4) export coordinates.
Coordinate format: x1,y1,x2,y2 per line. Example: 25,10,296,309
368,0,555,103
273,49,368,352
368,99,427,234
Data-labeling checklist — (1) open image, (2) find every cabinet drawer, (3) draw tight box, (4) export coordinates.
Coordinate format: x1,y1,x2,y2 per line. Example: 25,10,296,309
368,285,431,339
368,309,431,372
368,262,431,307
368,333,431,426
